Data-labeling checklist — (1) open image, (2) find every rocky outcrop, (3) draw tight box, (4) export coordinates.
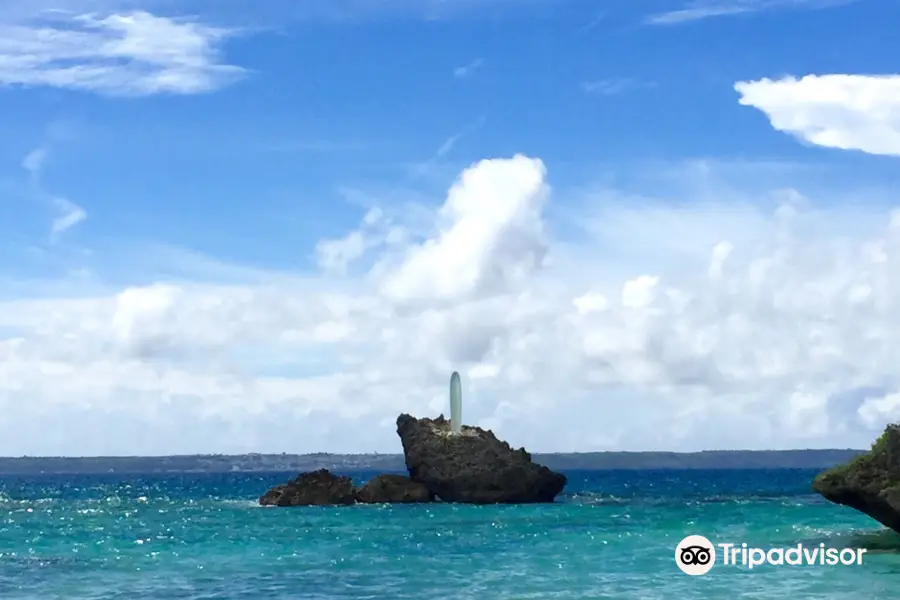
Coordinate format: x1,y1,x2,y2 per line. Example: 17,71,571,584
259,470,433,506
812,424,900,533
396,413,567,503
355,474,434,504
259,469,357,506
259,413,569,507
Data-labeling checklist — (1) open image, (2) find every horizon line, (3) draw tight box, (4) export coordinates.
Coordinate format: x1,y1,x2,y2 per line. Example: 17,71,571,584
0,448,866,460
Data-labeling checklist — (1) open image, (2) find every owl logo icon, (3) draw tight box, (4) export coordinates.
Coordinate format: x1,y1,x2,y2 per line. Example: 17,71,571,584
675,535,716,575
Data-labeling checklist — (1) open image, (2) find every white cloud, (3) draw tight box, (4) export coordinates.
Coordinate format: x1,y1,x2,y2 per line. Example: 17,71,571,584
405,117,485,179
454,58,483,78
645,0,853,25
647,1,764,24
0,10,243,95
582,78,647,96
3,155,900,455
50,197,87,239
315,208,399,274
22,147,47,175
736,74,900,157
858,392,900,428
21,145,87,240
379,155,548,305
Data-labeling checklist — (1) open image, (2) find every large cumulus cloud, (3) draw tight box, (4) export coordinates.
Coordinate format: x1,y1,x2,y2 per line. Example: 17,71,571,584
2,154,900,455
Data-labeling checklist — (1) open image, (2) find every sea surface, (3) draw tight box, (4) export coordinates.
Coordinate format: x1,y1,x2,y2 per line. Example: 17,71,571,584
0,469,898,599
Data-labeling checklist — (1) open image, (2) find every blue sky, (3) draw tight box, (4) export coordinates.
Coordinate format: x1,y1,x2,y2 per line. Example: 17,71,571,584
1,0,900,456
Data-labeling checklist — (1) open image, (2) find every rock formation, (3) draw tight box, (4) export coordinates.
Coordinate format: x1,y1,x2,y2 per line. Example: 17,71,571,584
355,474,434,503
259,410,568,506
812,424,900,533
259,470,433,506
259,469,357,506
396,413,567,503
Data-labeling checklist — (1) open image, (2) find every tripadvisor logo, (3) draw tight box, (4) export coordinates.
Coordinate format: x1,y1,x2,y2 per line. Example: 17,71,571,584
676,535,716,575
675,535,867,575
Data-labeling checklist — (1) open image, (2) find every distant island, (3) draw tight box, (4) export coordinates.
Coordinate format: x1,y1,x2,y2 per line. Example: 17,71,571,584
0,449,864,475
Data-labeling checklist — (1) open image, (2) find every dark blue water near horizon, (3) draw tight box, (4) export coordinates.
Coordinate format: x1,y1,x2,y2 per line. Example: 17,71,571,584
1,469,898,599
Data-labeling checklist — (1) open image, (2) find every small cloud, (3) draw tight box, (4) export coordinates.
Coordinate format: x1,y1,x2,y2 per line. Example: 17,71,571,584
647,2,751,24
316,207,391,274
21,143,87,240
645,0,855,25
454,58,483,79
0,10,245,96
576,11,606,34
407,116,486,178
435,133,462,158
50,197,87,240
22,147,47,178
316,230,367,274
582,78,650,96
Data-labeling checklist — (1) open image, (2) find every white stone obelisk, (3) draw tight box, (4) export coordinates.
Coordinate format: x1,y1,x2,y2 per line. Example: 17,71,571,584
450,371,462,434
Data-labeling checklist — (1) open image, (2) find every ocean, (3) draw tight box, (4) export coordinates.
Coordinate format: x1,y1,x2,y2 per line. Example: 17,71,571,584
0,469,897,599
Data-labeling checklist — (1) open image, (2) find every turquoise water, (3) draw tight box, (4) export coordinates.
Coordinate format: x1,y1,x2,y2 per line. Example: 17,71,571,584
1,469,898,599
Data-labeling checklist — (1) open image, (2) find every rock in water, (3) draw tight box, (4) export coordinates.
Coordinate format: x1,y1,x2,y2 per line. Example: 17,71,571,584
259,469,357,506
355,474,434,504
812,424,900,533
396,413,567,503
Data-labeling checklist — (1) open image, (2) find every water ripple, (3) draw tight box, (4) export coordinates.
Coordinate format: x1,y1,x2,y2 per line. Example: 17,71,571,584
0,469,895,599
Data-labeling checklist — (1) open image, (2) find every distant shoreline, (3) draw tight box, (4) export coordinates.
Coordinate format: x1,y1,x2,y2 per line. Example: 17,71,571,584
0,449,864,475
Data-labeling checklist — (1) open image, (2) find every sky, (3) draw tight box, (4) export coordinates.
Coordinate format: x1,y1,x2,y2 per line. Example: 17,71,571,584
1,0,900,456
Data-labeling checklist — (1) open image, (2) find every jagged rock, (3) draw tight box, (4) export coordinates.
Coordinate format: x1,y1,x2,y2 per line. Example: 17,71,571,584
259,469,357,506
396,413,567,504
812,424,900,533
355,474,434,504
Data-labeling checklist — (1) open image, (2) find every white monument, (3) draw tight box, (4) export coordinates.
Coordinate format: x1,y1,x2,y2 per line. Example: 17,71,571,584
450,371,462,434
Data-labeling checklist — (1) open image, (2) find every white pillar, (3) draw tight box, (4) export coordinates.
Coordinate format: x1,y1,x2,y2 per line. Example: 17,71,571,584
450,371,462,434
